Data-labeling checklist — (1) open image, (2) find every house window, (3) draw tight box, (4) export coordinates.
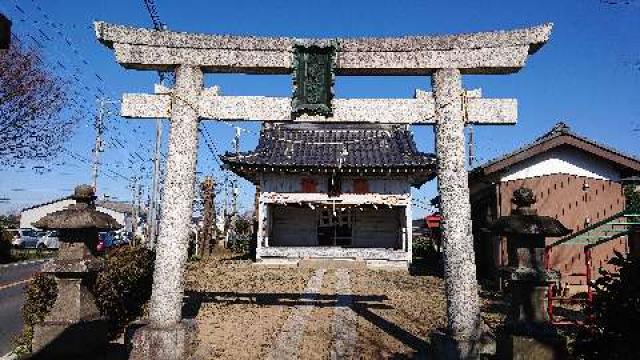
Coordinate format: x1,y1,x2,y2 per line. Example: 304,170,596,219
301,177,317,193
353,179,369,194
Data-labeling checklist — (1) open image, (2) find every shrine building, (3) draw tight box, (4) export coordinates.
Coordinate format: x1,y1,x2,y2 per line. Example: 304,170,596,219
222,122,436,267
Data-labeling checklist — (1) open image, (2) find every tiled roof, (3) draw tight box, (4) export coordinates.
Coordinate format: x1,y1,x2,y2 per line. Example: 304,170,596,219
222,123,436,170
21,196,73,212
22,197,142,216
471,122,640,178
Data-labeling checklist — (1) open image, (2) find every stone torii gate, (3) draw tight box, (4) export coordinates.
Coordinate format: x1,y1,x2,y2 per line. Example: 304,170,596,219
95,22,551,359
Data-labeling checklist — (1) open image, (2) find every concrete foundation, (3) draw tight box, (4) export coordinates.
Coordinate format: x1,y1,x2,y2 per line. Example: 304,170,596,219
127,320,198,360
497,333,567,360
431,329,481,360
430,326,496,360
257,246,410,269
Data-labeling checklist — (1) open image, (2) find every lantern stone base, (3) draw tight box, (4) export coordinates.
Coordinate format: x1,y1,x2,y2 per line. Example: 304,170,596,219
31,319,108,358
430,327,496,359
31,276,107,358
127,319,198,360
497,332,567,360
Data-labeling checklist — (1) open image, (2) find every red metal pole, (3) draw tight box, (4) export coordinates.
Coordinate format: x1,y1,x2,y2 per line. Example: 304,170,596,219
585,247,593,303
548,283,554,323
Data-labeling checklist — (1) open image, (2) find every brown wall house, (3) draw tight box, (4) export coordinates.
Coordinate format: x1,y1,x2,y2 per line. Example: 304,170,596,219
469,123,640,287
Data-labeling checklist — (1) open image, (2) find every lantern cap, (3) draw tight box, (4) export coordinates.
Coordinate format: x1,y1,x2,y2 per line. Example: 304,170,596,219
490,187,572,237
33,185,122,231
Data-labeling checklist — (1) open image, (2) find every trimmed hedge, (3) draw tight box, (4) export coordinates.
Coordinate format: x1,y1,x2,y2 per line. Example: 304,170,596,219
14,273,57,354
94,246,155,337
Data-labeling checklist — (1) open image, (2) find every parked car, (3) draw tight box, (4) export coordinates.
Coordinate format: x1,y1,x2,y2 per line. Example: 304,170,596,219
9,228,40,248
36,230,59,250
112,230,130,247
96,231,116,253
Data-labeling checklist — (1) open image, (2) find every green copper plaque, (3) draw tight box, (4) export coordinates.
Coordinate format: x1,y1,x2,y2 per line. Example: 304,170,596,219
292,44,335,117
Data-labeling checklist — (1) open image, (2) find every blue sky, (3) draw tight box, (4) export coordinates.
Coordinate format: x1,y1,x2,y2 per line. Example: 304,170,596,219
0,0,639,218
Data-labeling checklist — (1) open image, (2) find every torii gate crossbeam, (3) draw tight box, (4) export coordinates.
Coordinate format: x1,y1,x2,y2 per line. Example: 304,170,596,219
95,22,551,360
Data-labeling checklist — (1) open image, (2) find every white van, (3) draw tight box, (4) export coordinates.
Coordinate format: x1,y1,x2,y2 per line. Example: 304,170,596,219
36,230,60,250
8,228,39,248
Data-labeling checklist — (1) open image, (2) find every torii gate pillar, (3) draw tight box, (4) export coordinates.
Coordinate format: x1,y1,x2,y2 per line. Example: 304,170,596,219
431,68,484,357
149,65,202,325
129,65,203,359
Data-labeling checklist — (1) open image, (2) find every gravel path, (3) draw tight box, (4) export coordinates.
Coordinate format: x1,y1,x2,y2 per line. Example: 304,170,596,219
330,269,357,360
266,269,326,360
187,254,506,359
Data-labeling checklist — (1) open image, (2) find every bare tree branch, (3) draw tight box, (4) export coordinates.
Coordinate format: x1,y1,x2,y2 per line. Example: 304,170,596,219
0,40,78,166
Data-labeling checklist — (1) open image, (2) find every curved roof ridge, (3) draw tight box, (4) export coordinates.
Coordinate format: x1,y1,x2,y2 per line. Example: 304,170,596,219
472,122,640,177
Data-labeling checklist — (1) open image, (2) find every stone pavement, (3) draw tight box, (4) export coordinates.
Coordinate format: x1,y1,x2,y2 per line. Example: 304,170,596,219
266,268,359,360
266,269,326,360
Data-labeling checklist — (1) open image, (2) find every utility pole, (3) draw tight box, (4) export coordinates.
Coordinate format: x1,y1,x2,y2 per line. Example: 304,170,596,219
222,177,231,247
142,0,170,249
147,117,163,248
130,176,143,246
92,98,106,192
231,127,240,217
92,98,119,193
200,176,215,257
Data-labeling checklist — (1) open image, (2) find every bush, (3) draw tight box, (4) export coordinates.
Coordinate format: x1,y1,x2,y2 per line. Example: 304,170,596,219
574,251,640,359
229,233,252,254
0,231,11,263
625,186,640,213
94,246,155,338
14,273,57,354
413,235,438,258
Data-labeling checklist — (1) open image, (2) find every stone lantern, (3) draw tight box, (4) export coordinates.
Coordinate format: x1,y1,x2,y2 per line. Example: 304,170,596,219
490,187,571,360
31,185,121,357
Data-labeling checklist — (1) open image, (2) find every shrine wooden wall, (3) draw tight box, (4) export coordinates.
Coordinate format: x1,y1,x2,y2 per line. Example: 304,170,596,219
268,205,404,249
352,208,402,248
270,206,317,246
259,174,410,194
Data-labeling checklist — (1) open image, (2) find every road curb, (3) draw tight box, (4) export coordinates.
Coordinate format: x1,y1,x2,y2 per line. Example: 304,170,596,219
0,258,48,270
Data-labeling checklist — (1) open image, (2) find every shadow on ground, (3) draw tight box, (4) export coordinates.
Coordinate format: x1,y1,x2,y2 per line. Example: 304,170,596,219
182,289,432,357
27,322,127,360
409,255,444,278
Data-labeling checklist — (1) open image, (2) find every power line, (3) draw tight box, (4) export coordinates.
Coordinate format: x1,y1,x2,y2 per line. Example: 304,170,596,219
142,0,165,30
199,126,224,166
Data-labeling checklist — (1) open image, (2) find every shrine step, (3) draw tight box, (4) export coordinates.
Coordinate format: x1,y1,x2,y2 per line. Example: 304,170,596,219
298,259,366,269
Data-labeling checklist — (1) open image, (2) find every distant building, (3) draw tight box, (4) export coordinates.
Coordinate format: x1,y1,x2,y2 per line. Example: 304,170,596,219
20,196,141,233
222,123,436,267
470,123,640,286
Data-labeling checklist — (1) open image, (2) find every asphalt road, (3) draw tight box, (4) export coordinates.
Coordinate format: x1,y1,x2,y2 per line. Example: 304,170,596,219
0,260,44,355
